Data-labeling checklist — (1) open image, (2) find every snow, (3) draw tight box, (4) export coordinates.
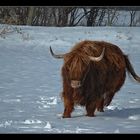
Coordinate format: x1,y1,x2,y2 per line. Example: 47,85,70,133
44,122,52,129
0,25,140,133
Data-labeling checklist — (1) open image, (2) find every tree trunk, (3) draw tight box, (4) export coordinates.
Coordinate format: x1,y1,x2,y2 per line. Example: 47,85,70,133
27,6,35,25
87,8,99,26
130,11,136,26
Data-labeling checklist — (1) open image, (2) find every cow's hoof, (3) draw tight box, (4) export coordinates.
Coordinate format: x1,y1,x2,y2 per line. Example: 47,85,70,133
97,108,104,112
62,114,71,118
86,114,95,117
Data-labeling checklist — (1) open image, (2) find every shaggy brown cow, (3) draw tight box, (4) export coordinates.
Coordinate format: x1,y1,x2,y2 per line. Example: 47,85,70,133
50,40,140,118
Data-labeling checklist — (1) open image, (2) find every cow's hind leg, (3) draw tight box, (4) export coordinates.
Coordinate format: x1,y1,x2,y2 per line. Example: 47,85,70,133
104,92,115,106
104,70,126,107
96,97,104,112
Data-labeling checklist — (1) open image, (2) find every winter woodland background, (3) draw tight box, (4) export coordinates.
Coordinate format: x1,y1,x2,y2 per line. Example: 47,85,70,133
0,6,140,27
0,6,140,133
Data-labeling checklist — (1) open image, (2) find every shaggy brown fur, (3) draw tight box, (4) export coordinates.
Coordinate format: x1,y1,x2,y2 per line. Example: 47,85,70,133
50,40,140,118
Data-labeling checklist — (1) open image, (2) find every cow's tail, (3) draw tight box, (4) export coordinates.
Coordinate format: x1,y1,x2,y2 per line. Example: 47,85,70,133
124,55,140,82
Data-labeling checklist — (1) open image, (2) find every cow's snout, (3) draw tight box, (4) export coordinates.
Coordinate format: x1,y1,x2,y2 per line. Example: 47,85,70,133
71,80,81,88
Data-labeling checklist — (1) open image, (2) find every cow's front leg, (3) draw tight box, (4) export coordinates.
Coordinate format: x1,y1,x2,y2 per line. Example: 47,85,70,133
86,101,96,117
63,96,74,118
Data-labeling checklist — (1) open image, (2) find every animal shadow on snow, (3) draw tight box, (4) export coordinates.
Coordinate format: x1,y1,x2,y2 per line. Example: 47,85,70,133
101,107,140,118
68,108,140,118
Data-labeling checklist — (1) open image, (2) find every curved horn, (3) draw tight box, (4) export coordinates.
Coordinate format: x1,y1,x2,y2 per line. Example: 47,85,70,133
49,46,65,59
89,48,105,62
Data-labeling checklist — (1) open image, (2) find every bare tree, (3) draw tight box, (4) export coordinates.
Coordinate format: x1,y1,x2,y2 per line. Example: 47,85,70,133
56,7,73,26
0,6,139,27
71,8,91,26
106,8,118,26
27,6,35,25
97,9,106,26
133,12,140,26
68,8,90,26
129,10,136,26
86,7,99,26
68,7,79,26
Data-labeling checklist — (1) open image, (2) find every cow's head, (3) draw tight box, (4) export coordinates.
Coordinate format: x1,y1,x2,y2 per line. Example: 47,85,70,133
50,46,105,89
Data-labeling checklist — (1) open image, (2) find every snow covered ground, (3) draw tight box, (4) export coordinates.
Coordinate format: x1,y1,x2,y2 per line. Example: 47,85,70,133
0,25,140,133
